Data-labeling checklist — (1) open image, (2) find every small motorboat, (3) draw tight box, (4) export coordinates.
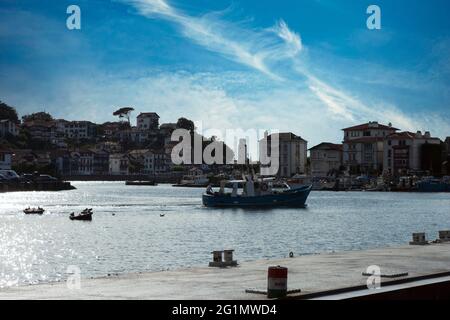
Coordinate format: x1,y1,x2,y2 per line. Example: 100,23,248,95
23,207,45,214
70,208,93,221
160,213,165,217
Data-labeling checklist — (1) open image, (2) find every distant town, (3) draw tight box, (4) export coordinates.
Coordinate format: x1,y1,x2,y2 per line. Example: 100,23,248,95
1,100,449,192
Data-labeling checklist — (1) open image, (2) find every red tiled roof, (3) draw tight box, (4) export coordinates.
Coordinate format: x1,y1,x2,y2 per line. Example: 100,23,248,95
137,112,160,118
22,120,56,128
342,122,399,131
267,132,307,142
309,142,343,151
386,131,416,139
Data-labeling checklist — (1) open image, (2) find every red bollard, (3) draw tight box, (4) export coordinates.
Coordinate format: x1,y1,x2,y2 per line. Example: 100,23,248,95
267,266,288,298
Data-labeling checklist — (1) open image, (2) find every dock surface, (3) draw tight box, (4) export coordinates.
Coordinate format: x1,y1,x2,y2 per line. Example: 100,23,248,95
1,243,450,299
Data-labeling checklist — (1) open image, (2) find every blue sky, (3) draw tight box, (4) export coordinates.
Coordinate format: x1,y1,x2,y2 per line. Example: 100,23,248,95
0,0,449,148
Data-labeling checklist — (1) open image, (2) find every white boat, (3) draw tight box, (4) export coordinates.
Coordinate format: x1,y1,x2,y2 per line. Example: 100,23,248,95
173,168,209,187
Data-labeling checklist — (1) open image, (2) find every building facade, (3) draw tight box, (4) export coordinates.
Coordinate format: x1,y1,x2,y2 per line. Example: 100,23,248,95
259,132,308,178
22,120,57,143
383,131,442,175
0,119,18,137
137,113,160,130
129,149,167,175
309,143,343,177
342,121,398,174
0,150,12,170
109,153,130,175
57,120,97,140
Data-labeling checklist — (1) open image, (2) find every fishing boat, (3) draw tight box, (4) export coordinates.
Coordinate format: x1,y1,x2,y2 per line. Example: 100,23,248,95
173,168,210,187
70,208,93,221
202,175,312,207
23,207,45,214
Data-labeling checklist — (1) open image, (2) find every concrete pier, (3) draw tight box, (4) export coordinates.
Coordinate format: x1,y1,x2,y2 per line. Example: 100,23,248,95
1,243,450,300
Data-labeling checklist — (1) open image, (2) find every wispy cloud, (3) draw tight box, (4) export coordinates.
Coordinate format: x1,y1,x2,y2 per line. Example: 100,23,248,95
120,0,450,140
123,0,302,79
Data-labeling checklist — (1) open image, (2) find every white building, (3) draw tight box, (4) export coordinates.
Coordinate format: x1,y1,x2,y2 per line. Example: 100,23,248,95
57,120,96,140
109,153,130,175
0,150,13,170
383,131,442,175
342,121,398,174
309,143,343,177
0,119,18,137
259,132,308,178
136,113,160,130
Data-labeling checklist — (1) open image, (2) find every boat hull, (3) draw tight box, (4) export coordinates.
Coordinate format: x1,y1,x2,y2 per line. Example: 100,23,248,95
202,185,312,208
70,213,92,221
417,181,450,192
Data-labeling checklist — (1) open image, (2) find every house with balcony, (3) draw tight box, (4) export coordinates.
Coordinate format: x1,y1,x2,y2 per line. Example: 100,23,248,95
309,142,343,177
342,121,398,174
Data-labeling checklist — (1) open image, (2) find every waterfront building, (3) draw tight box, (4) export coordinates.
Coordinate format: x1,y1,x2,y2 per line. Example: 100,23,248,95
92,149,110,175
0,150,13,170
109,153,131,175
129,149,168,175
137,112,160,130
342,121,398,174
383,131,442,176
309,142,343,177
51,150,72,176
259,132,308,178
0,119,18,137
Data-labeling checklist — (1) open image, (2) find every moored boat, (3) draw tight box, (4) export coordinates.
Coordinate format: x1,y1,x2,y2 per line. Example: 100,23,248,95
416,177,450,192
23,207,45,214
202,176,312,208
70,208,93,221
125,180,157,186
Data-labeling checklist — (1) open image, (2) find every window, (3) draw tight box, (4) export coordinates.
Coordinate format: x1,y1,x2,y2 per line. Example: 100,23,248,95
363,131,371,137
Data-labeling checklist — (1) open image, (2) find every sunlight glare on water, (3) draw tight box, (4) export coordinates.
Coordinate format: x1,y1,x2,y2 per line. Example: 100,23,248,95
1,181,449,287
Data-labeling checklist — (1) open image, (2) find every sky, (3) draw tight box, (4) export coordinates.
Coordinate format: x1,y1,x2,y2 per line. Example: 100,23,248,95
0,0,449,150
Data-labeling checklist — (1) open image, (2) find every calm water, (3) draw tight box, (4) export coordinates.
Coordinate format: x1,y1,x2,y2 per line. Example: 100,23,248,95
0,181,449,287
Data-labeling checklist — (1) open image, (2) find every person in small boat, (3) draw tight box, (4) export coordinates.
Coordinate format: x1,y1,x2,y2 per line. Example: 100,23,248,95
206,184,214,195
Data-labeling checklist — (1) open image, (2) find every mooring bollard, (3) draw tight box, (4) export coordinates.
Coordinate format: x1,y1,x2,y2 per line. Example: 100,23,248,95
223,249,234,262
409,232,428,245
267,266,288,298
209,250,223,267
439,230,450,242
212,251,223,262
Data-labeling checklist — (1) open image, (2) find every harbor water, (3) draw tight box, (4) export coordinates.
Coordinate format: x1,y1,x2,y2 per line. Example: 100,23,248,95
0,181,449,287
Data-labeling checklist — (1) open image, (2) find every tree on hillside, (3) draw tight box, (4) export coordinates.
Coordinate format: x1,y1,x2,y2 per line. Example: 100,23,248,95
0,101,19,122
176,117,195,133
22,111,53,123
113,107,134,126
